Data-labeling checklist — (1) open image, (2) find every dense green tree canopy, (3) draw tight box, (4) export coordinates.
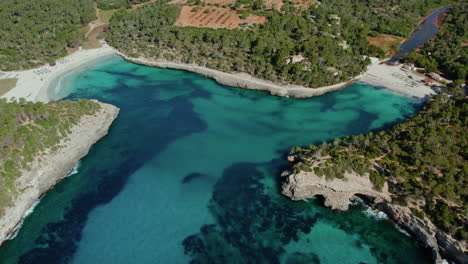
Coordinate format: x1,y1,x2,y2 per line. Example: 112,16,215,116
0,99,101,216
97,0,148,10
0,0,96,71
290,2,467,241
106,0,453,88
404,2,467,82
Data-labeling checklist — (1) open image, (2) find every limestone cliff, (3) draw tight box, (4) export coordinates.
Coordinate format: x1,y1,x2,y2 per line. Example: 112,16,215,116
0,101,119,245
281,154,467,264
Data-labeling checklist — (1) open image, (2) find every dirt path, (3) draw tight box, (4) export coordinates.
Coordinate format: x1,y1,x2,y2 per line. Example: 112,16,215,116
131,0,158,10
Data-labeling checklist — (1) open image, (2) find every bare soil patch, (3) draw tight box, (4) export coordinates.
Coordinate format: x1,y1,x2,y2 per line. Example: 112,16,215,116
0,78,18,96
367,34,406,54
83,24,106,49
175,5,267,29
290,0,316,10
263,0,283,10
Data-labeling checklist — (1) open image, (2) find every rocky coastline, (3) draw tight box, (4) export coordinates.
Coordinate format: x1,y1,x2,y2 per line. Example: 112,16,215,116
116,52,361,98
0,101,119,246
281,154,467,264
115,51,436,99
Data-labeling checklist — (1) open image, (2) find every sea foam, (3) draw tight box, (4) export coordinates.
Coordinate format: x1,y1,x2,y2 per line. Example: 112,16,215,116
65,161,81,178
5,199,42,241
363,207,389,221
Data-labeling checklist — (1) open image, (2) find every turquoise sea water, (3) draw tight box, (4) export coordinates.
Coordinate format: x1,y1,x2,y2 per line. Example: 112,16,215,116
0,56,432,264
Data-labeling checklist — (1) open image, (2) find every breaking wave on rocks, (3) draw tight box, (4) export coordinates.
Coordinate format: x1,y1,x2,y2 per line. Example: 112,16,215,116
5,199,42,241
65,162,81,178
363,207,389,221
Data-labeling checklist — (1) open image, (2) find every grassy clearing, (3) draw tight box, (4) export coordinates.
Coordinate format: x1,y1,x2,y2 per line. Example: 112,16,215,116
367,34,406,54
0,78,18,96
99,9,118,21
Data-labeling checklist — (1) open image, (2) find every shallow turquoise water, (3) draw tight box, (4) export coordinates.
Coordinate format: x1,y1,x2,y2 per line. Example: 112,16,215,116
0,56,432,263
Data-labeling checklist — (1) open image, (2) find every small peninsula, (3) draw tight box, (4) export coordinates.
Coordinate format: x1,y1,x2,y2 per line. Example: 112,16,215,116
282,3,467,263
0,0,465,263
0,99,119,245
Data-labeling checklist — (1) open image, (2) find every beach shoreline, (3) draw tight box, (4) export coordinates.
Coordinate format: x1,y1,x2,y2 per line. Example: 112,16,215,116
0,44,115,103
117,51,362,98
1,41,437,104
116,51,436,99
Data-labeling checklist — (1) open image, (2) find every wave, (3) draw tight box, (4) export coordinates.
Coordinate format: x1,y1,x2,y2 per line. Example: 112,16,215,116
394,225,411,237
65,161,81,178
6,162,81,241
363,207,389,221
352,196,389,221
5,199,42,241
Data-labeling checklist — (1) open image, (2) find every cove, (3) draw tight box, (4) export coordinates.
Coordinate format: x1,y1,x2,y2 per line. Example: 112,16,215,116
0,55,433,264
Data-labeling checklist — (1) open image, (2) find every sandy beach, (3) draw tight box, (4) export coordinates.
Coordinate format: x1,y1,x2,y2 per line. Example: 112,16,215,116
0,43,115,102
359,62,436,99
117,51,436,99
0,41,437,102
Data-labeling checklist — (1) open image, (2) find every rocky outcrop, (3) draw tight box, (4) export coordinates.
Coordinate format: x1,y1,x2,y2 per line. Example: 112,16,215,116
281,169,390,211
375,202,467,264
281,155,467,264
0,101,119,246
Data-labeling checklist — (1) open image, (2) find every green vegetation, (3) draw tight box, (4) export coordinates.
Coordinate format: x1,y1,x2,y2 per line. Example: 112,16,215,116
107,0,452,88
0,99,101,216
0,79,18,96
317,0,454,37
107,2,371,88
403,2,467,82
290,3,467,240
99,9,120,22
97,0,148,10
0,0,96,71
291,83,466,239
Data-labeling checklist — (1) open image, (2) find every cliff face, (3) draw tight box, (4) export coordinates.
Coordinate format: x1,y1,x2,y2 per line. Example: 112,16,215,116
0,101,119,245
375,202,467,264
281,168,390,211
281,155,467,264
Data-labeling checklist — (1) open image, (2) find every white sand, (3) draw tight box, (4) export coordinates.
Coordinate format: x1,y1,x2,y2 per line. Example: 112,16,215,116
0,43,116,103
119,52,436,99
0,42,436,102
360,61,436,99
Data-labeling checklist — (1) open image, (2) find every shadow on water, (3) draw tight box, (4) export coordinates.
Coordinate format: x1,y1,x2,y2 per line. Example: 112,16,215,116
0,56,432,264
182,159,434,264
6,70,211,264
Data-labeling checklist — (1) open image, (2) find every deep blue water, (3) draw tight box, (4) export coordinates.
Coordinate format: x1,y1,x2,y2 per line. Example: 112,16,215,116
0,56,433,264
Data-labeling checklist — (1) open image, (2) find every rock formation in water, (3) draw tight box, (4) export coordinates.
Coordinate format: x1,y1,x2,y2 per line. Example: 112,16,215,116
281,153,467,264
0,101,119,245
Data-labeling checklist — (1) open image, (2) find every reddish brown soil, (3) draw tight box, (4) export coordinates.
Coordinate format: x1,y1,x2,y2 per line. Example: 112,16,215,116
202,0,235,5
263,0,283,10
290,0,316,10
434,10,449,28
175,5,267,29
367,34,406,53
